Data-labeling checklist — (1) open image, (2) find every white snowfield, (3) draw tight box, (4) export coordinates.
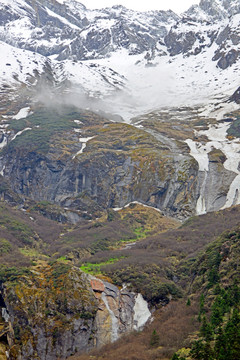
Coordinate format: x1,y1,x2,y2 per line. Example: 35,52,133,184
0,0,240,121
0,41,47,87
1,37,239,123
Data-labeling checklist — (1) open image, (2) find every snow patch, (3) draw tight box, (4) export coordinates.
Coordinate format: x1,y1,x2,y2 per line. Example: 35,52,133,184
0,136,7,149
133,293,151,330
113,201,162,213
1,308,9,323
13,107,31,120
11,127,32,141
0,165,5,176
72,136,95,158
186,119,240,213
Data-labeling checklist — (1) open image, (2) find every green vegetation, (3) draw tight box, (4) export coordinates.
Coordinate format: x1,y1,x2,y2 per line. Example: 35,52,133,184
0,238,12,255
19,247,49,260
0,179,9,193
4,106,85,154
51,262,71,288
109,263,182,304
80,257,125,275
0,265,30,282
174,285,240,360
171,225,240,360
0,205,35,245
149,329,160,348
0,193,239,360
0,216,34,245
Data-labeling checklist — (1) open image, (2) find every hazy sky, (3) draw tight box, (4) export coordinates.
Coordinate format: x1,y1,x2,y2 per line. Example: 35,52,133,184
82,0,200,13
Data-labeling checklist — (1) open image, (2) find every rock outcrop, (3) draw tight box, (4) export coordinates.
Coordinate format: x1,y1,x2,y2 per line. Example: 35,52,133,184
0,264,151,360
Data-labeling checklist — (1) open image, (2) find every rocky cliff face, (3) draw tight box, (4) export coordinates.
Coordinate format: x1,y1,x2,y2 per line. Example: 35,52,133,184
0,264,150,360
0,0,178,60
0,1,240,359
1,102,239,221
0,105,200,220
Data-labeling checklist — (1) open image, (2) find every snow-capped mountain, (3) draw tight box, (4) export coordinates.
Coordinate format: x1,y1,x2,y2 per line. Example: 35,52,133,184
186,0,240,21
0,0,240,120
0,0,178,60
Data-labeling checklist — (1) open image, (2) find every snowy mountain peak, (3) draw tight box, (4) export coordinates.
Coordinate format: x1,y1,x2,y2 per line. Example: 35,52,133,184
186,0,240,21
0,0,240,122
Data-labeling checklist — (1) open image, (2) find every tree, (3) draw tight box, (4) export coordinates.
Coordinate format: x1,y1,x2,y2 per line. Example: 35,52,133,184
190,340,214,360
200,316,213,342
149,329,160,347
186,298,191,306
171,354,180,360
211,296,224,328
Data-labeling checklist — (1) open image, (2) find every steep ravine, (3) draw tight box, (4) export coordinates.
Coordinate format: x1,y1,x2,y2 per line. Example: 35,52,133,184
132,105,240,217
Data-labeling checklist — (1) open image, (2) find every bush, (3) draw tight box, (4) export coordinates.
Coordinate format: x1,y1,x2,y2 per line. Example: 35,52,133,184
0,238,12,255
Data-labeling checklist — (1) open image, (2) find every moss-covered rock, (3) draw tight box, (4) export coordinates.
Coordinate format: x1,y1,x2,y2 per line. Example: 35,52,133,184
1,263,98,359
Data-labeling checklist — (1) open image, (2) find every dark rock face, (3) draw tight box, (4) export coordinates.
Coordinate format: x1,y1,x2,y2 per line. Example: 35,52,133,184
165,28,198,56
214,49,240,70
230,86,240,104
186,0,240,20
211,16,240,69
1,265,99,359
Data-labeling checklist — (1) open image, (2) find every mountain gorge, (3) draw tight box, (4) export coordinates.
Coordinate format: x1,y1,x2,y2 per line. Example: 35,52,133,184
0,0,240,359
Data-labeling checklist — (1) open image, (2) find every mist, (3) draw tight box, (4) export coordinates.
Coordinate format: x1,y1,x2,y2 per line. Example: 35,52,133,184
32,56,181,124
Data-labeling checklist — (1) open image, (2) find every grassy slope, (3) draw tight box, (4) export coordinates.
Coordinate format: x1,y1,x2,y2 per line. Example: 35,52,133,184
67,206,240,360
0,200,239,359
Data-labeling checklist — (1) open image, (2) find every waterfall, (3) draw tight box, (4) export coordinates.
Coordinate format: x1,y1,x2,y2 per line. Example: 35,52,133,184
185,120,240,213
101,293,119,342
2,308,9,322
196,170,208,215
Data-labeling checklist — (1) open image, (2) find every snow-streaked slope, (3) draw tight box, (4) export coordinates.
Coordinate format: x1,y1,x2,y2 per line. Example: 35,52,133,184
61,60,126,97
185,117,240,215
0,41,48,87
1,37,239,123
0,0,178,61
185,0,240,20
0,40,127,106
